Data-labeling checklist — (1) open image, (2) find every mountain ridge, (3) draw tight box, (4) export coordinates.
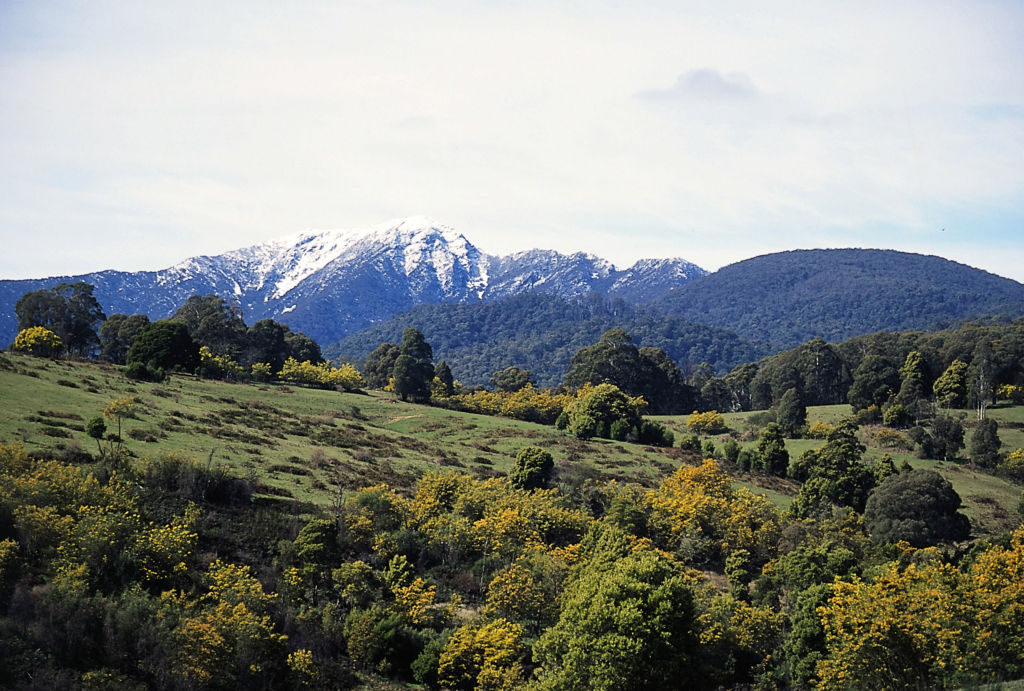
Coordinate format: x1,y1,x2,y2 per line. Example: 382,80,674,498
653,248,1024,349
0,217,707,347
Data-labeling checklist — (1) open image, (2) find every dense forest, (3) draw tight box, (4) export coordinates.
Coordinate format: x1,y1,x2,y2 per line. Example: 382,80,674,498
654,249,1024,349
326,292,766,387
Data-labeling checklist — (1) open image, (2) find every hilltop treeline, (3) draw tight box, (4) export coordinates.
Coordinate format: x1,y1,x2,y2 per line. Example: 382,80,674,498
704,321,1024,413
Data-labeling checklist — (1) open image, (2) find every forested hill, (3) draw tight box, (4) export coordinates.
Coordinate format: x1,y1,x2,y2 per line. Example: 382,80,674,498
325,292,766,386
653,249,1024,349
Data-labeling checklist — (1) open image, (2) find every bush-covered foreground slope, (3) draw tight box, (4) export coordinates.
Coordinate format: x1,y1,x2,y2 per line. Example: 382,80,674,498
2,352,1024,690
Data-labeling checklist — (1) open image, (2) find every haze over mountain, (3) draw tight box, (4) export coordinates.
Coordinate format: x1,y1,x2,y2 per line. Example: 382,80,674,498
0,217,706,347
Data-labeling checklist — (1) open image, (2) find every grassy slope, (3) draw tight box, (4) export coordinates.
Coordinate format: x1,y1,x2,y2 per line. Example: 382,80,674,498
0,353,686,505
656,403,1023,536
3,352,1019,537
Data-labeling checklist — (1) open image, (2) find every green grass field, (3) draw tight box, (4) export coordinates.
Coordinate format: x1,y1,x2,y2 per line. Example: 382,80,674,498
2,351,1020,536
656,402,1024,536
0,353,690,506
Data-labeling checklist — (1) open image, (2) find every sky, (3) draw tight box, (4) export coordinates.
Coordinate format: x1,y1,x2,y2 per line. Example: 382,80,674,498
1,0,1023,281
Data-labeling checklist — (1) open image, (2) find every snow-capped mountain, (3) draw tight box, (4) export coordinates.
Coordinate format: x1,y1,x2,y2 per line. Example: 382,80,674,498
0,217,707,347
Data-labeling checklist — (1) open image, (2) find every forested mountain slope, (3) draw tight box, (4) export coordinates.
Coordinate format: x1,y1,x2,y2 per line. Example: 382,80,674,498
654,249,1024,349
326,292,766,386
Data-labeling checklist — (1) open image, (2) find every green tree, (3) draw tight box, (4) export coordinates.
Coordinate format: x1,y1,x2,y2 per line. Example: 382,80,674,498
15,282,106,356
283,328,323,364
171,294,247,359
490,366,535,392
700,377,733,412
435,361,456,396
99,314,150,364
864,469,970,547
565,329,643,392
508,446,554,491
85,415,106,457
847,354,899,412
127,321,200,373
776,387,806,437
392,328,434,403
969,418,1001,469
243,319,288,371
532,537,697,690
929,415,965,462
564,330,691,414
564,383,642,441
364,342,400,389
933,359,968,409
756,423,790,476
790,420,875,517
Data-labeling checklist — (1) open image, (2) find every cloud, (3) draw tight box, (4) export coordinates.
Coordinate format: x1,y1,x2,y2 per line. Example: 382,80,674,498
1,1,1023,282
637,68,759,104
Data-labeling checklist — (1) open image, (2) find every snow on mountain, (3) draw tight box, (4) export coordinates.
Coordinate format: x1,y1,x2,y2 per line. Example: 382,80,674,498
0,217,706,348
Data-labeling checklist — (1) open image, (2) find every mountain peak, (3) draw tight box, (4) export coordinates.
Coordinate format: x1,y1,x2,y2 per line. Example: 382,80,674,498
0,217,708,348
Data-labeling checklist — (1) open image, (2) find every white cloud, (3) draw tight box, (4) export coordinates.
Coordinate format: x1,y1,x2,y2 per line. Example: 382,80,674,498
1,0,1022,280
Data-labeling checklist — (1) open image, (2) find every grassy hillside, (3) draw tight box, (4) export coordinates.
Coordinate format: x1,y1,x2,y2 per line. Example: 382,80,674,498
0,352,696,504
4,351,1024,689
5,351,1018,537
654,402,1023,536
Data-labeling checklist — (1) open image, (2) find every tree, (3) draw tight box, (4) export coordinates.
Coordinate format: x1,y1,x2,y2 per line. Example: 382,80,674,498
243,319,288,371
10,326,63,357
532,538,697,690
99,314,150,364
969,418,1001,469
933,359,968,409
283,328,322,364
392,328,434,403
85,415,106,457
563,330,692,414
847,355,899,412
127,321,200,373
700,378,733,412
967,341,996,420
563,383,642,440
490,366,534,393
564,329,643,393
435,361,456,396
171,294,247,359
790,420,875,517
864,469,970,547
364,342,400,389
15,282,105,356
756,423,790,475
508,446,554,491
776,387,806,437
929,415,965,462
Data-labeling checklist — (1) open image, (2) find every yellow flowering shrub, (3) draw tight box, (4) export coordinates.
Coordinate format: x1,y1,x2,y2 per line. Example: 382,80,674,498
279,357,364,391
647,459,781,564
687,410,728,434
437,618,528,691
